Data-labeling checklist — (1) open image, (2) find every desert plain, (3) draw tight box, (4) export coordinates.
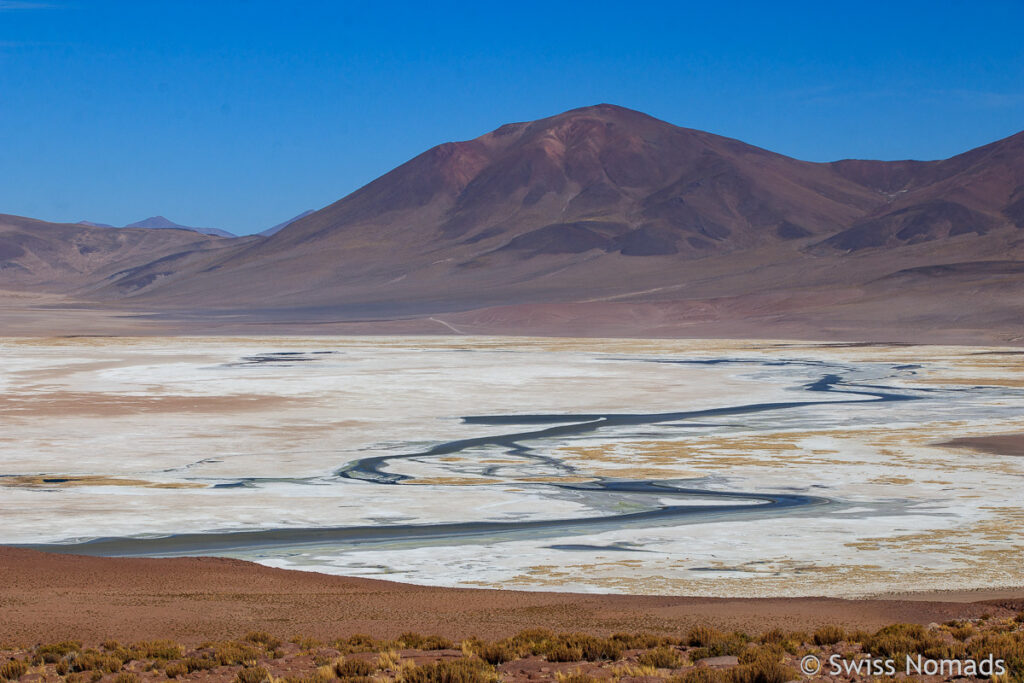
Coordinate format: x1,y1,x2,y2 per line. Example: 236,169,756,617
2,335,1023,605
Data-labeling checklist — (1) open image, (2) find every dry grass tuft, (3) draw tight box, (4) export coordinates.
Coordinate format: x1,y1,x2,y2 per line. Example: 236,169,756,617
399,658,497,683
636,646,685,669
0,660,28,682
812,625,846,645
235,665,271,683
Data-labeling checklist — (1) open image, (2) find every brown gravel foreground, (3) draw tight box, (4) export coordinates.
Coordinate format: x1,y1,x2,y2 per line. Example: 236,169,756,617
2,548,1023,647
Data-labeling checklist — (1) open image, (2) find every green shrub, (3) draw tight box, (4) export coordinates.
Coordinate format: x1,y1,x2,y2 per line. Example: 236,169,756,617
235,666,271,683
637,646,685,669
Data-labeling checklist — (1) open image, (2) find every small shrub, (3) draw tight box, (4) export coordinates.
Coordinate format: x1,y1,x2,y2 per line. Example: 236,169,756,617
35,641,82,663
113,674,140,683
669,669,729,683
507,628,554,652
399,632,426,649
334,658,375,678
183,656,218,673
244,632,283,650
70,652,125,673
544,643,584,662
553,671,598,683
0,660,28,681
214,642,264,666
102,641,123,651
135,640,185,660
377,650,403,670
637,646,685,669
738,644,784,665
812,625,845,646
235,666,271,683
291,636,324,651
729,659,797,683
399,658,497,683
580,637,623,662
687,626,726,647
474,641,519,665
611,663,658,678
537,634,622,663
420,636,454,651
165,661,188,678
610,632,672,649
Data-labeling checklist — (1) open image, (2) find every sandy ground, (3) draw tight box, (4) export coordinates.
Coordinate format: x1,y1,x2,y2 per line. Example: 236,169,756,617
940,433,1024,457
2,547,1022,647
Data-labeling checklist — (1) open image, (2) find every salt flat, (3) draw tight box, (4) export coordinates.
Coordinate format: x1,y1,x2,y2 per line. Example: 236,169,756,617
1,336,1022,597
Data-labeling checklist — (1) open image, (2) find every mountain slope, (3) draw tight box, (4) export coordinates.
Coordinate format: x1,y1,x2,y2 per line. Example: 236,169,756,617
260,210,315,236
0,214,232,293
821,131,1024,251
102,105,899,309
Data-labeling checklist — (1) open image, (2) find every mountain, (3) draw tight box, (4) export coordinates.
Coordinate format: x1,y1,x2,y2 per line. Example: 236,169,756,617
6,104,1024,342
260,210,315,236
123,216,236,238
77,220,115,228
0,214,231,293
822,131,1024,251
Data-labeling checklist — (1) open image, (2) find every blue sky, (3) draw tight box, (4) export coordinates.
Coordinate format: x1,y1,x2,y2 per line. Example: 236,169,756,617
1,1,1022,235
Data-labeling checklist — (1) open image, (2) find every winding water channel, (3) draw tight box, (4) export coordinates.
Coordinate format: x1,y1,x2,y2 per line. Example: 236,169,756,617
21,359,924,558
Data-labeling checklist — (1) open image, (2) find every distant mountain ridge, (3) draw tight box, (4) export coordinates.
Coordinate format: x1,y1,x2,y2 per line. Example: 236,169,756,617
4,104,1023,343
123,216,236,238
260,210,315,236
